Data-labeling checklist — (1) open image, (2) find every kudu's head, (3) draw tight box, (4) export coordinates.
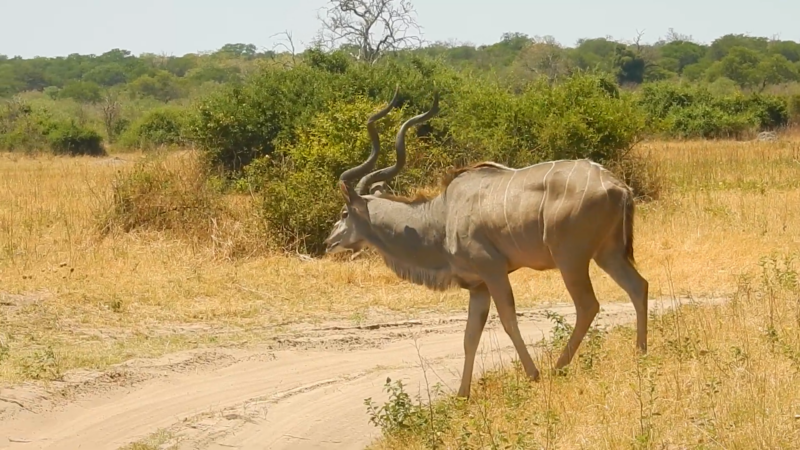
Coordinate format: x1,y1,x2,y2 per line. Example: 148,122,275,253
324,90,440,255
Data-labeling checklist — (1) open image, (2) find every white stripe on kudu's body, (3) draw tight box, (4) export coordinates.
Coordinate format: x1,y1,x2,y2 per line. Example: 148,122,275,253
324,90,649,399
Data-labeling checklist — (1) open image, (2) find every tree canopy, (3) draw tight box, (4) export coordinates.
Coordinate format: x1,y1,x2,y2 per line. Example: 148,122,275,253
3,32,800,101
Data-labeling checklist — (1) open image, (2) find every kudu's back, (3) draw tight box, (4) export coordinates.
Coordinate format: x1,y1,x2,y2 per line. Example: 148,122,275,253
440,159,634,269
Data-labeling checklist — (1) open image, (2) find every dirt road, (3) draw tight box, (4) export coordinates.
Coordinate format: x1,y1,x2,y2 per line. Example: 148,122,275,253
0,296,718,450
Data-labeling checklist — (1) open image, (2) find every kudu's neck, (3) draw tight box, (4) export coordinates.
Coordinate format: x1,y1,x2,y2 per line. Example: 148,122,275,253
364,195,448,268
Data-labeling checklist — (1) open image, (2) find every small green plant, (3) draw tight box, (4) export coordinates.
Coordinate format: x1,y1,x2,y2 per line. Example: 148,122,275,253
107,296,124,313
19,346,62,381
578,323,606,372
0,334,9,363
631,354,660,449
118,429,177,450
364,377,454,448
365,377,427,435
544,310,574,350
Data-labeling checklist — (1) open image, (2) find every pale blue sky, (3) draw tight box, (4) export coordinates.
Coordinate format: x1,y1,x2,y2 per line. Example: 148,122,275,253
1,0,798,58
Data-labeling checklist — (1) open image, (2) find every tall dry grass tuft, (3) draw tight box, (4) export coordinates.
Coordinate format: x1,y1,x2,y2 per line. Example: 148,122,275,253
96,150,269,259
608,149,666,202
98,150,219,235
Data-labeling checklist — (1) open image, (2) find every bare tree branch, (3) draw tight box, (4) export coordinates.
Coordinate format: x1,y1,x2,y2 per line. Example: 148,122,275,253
512,37,572,85
664,27,695,43
633,29,646,51
316,0,423,63
270,30,298,67
101,92,122,144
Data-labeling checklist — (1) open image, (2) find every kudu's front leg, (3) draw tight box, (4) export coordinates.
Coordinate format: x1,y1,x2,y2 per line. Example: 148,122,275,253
554,263,600,370
486,276,541,382
458,284,491,398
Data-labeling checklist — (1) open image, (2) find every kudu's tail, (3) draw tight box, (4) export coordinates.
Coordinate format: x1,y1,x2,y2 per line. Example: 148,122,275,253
623,187,636,266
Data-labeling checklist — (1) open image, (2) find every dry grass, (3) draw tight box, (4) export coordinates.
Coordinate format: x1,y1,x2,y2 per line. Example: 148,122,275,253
1,138,800,387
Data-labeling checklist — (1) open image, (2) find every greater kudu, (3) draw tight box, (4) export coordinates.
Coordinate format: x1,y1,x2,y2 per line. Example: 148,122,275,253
324,91,649,398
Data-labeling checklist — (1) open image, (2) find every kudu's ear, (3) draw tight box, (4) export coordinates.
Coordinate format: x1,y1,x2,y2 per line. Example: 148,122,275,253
339,180,366,209
369,181,387,197
339,180,353,203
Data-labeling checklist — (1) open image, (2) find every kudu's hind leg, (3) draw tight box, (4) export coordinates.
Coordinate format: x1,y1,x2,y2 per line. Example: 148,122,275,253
595,251,649,352
457,284,491,398
554,258,600,370
485,276,541,382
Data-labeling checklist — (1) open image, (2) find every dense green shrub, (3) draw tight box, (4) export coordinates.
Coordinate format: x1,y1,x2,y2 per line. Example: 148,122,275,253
441,79,528,165
737,94,788,129
118,106,191,150
191,55,460,173
0,99,51,152
665,103,754,139
637,82,789,138
637,82,710,123
255,164,342,255
191,65,332,171
520,73,644,162
0,99,105,155
46,120,106,156
789,94,800,124
446,72,644,167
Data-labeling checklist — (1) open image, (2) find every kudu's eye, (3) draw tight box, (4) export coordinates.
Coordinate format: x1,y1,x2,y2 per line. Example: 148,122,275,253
341,210,348,219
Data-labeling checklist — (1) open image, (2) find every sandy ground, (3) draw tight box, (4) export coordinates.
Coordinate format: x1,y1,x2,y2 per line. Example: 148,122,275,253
0,296,722,450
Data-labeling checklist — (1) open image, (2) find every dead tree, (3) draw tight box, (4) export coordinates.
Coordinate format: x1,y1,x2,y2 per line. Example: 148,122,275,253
316,0,423,63
101,93,122,144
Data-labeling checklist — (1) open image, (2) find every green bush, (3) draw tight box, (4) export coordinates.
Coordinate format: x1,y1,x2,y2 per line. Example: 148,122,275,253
789,94,800,124
521,73,644,163
0,99,51,152
636,82,788,138
191,65,331,172
446,72,644,167
442,79,528,165
191,55,460,173
739,94,788,129
665,103,754,139
256,164,342,255
118,106,191,150
637,82,710,124
0,99,105,155
46,120,106,156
